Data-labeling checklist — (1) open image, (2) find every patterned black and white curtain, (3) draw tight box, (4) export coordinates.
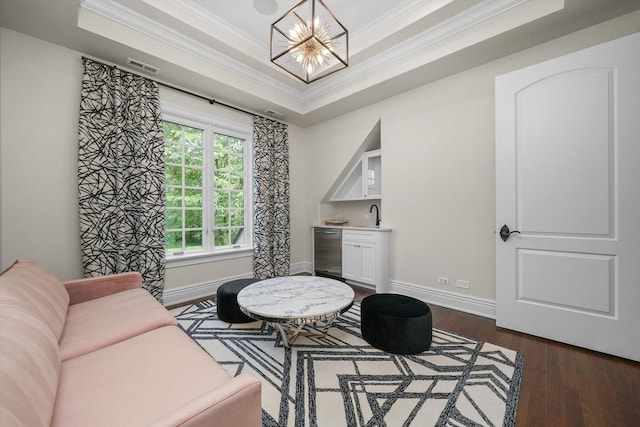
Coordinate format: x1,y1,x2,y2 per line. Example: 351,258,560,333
253,116,290,279
77,58,166,303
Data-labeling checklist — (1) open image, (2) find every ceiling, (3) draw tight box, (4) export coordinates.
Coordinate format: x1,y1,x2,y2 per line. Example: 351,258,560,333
1,0,640,126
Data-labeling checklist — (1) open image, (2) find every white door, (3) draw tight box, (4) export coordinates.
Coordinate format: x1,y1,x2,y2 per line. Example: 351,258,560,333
496,33,640,362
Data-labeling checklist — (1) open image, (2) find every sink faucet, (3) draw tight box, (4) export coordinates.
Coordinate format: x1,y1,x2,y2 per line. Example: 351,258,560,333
369,204,380,227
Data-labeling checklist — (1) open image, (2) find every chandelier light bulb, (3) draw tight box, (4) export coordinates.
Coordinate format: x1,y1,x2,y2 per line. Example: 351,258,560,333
286,18,333,74
271,0,348,84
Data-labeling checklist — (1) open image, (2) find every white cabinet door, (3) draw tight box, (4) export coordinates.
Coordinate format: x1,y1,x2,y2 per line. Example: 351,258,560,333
342,240,376,285
342,229,390,292
364,150,381,199
342,241,360,281
496,33,640,361
358,242,376,285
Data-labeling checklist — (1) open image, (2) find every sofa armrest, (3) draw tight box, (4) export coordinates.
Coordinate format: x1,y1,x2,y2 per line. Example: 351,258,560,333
153,373,262,427
63,272,142,305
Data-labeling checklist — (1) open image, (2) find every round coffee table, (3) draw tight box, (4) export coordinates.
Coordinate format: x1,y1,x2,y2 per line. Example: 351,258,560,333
236,276,354,347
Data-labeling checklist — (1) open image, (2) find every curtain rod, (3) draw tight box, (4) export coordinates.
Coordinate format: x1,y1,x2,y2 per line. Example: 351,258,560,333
81,56,268,120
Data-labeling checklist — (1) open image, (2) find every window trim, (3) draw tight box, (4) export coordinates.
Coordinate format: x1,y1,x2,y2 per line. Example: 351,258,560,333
162,102,254,267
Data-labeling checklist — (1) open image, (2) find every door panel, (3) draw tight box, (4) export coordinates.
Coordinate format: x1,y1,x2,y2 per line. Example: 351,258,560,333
496,32,640,361
517,249,614,315
359,243,376,285
516,69,613,236
342,242,359,281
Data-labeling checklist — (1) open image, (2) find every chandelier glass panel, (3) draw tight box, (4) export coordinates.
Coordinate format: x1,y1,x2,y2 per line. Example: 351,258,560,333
271,0,348,84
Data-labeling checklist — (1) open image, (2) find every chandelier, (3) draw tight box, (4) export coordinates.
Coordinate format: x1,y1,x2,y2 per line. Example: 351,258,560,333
271,0,348,84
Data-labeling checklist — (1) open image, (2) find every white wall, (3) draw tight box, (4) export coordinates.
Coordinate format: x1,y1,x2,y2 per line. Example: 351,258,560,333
0,28,83,280
302,12,640,310
0,29,308,300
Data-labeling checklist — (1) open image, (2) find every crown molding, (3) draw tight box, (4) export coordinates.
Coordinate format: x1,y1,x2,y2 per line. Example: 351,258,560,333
151,0,267,58
350,0,445,54
79,0,562,116
299,0,539,105
81,0,302,101
172,0,432,59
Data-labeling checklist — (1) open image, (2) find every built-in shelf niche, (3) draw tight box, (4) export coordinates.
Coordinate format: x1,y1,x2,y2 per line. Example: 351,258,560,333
330,149,381,201
323,120,382,203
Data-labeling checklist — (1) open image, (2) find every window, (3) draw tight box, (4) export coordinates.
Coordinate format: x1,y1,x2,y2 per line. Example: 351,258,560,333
162,106,252,262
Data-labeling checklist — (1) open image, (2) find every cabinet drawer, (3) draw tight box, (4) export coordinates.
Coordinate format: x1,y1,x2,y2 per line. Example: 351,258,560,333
342,230,376,242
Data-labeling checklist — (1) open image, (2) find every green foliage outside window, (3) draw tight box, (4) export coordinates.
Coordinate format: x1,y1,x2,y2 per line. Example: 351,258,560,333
213,133,245,248
164,121,205,252
164,121,246,253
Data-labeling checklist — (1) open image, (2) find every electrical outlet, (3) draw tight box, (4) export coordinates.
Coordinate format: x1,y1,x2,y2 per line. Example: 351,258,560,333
456,280,470,289
437,276,449,285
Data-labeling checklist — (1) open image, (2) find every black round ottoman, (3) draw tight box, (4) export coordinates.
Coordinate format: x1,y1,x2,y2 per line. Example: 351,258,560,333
361,293,432,354
216,278,261,323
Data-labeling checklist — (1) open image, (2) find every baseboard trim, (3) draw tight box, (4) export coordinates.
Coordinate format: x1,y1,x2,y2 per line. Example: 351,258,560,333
389,279,496,319
163,261,312,307
291,261,312,275
163,265,497,318
163,273,253,307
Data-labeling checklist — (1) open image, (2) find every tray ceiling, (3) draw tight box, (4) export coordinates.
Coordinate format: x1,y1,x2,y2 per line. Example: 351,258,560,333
1,0,639,125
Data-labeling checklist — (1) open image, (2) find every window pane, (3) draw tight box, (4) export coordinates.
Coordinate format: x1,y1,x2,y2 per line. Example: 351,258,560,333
214,171,229,189
185,230,203,249
230,174,243,191
166,187,182,207
184,126,202,144
230,210,244,227
229,137,244,155
185,209,202,228
165,209,182,229
185,189,202,208
165,143,182,164
163,122,182,142
230,191,244,208
215,209,229,227
214,151,228,170
214,229,229,246
231,228,245,245
214,134,229,152
184,167,202,187
166,165,182,186
215,190,229,208
165,231,182,251
185,144,202,166
229,154,243,172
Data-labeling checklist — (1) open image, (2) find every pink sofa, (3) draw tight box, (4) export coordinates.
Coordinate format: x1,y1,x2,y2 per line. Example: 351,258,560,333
0,260,261,427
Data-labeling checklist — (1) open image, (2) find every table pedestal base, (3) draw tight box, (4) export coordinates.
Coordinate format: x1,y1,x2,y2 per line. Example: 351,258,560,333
269,315,339,347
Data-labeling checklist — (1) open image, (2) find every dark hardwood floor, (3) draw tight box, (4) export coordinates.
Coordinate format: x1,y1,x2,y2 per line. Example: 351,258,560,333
432,304,640,426
353,285,640,427
170,284,640,426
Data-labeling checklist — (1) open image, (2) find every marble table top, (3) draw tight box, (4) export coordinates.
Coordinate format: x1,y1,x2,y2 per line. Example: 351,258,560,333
236,276,355,323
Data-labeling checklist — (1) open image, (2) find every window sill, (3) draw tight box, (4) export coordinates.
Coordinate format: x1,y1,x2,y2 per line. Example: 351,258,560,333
166,247,253,269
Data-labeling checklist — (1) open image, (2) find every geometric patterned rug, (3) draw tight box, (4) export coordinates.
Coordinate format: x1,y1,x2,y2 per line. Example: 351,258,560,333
170,301,523,427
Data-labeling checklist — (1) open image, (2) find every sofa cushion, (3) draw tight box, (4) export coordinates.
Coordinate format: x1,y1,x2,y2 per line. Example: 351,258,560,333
59,288,178,360
0,295,61,427
0,259,69,340
52,326,260,427
64,271,143,305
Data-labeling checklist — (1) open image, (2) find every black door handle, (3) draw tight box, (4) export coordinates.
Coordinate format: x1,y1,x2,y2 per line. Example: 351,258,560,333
500,224,521,242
